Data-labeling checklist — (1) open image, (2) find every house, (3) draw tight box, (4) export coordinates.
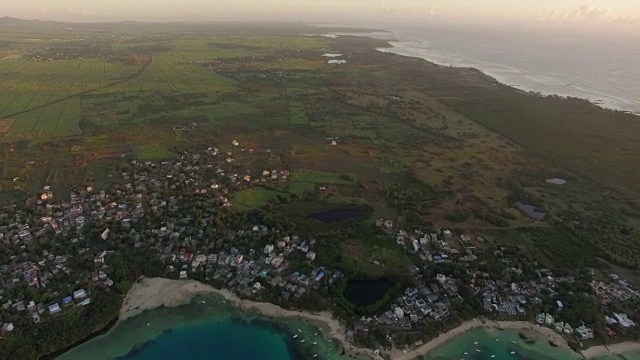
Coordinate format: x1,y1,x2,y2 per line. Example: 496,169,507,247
62,296,73,307
271,256,284,269
101,228,110,240
394,307,404,318
94,250,107,264
557,300,564,309
73,289,87,300
1,323,14,332
576,325,594,340
306,252,316,261
48,303,61,315
264,244,274,254
179,270,188,280
436,274,447,284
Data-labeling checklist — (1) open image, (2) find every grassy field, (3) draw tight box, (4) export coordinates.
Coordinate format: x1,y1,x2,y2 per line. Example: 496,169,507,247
232,186,283,209
289,169,357,184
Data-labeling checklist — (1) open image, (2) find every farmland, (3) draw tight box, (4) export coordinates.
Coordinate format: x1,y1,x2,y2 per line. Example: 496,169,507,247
1,19,640,270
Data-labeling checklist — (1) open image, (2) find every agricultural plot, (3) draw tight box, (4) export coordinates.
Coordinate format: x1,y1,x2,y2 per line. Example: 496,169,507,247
289,169,356,185
288,101,309,124
232,186,283,209
135,144,173,159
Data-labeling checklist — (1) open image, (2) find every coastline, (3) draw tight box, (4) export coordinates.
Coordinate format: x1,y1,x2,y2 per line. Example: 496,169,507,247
371,37,640,116
119,277,380,359
317,29,640,115
117,277,640,360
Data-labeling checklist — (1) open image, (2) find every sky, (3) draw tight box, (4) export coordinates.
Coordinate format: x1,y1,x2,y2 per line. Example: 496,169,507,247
2,0,639,28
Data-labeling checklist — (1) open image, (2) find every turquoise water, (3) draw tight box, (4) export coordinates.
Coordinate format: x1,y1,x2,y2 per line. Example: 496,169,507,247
122,320,292,360
58,294,355,360
424,327,581,360
58,295,640,360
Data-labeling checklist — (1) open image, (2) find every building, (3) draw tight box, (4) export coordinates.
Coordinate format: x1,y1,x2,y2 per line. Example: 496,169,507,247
306,252,316,261
48,303,61,315
101,228,110,240
73,289,87,300
264,244,274,254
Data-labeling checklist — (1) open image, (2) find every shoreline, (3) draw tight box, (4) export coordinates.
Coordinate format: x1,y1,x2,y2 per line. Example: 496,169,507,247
315,30,640,116
376,41,640,116
116,277,640,360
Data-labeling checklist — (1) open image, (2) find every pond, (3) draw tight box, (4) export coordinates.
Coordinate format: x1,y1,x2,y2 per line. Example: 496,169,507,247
308,209,365,223
545,178,567,185
516,202,546,221
343,279,395,307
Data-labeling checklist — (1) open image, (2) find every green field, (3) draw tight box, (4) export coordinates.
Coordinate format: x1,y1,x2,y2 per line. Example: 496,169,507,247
1,20,640,271
289,169,357,184
135,144,173,159
232,186,283,209
289,101,309,124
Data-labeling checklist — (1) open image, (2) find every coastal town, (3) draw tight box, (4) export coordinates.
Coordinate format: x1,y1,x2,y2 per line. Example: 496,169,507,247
0,145,639,359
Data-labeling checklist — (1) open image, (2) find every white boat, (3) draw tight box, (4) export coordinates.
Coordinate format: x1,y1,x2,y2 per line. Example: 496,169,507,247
297,329,302,333
474,341,479,345
300,339,305,343
201,300,206,304
476,349,481,352
464,352,468,355
313,341,317,345
147,322,150,326
511,351,516,354
313,355,317,358
511,340,517,344
491,355,496,358
496,339,500,342
293,335,298,339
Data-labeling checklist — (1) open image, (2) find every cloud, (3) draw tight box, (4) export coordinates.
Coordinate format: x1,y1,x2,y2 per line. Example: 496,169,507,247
533,4,635,23
567,4,610,21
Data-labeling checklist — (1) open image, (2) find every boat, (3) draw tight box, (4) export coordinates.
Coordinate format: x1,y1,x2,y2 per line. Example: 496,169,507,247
496,338,500,341
313,341,317,345
491,355,496,358
147,322,150,326
293,335,298,339
300,339,305,343
297,329,302,333
313,355,317,358
464,352,468,355
511,351,516,355
474,341,479,345
511,340,517,344
201,300,206,304
476,349,481,352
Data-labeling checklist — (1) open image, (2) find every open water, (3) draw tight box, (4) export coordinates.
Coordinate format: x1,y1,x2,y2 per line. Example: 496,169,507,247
372,22,640,114
59,292,640,360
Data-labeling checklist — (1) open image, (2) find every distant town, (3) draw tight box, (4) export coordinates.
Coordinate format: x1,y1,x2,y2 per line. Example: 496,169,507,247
1,145,638,356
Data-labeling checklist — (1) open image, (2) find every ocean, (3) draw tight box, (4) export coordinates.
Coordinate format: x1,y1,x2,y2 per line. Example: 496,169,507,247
58,292,635,360
58,294,357,360
372,22,640,114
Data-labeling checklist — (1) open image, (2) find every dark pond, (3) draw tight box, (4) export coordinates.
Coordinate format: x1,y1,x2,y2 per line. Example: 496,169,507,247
343,279,395,307
516,202,546,220
308,209,365,223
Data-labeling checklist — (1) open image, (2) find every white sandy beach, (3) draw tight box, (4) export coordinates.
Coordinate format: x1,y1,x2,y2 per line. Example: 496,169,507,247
120,277,640,360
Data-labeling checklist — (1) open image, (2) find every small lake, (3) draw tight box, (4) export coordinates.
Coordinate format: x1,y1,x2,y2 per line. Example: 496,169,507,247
516,202,546,221
546,178,567,185
308,209,365,223
343,279,395,307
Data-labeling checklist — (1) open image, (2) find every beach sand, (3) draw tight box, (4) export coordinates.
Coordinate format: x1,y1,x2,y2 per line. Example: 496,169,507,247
119,277,640,360
582,342,640,359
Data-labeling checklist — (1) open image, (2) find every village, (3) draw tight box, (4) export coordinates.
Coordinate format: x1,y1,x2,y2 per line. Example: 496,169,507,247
0,145,638,352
